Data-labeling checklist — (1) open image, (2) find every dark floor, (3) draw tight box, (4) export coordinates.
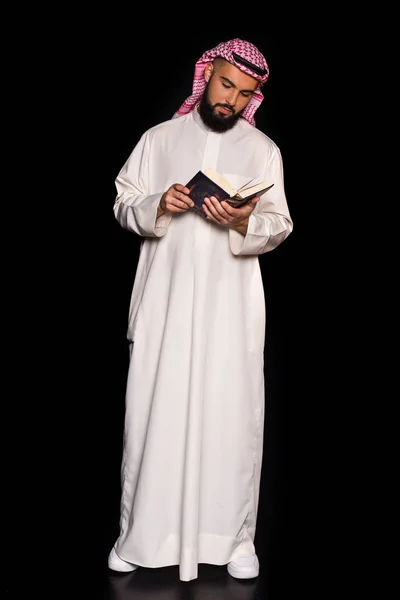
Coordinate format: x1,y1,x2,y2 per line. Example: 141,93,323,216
104,561,271,600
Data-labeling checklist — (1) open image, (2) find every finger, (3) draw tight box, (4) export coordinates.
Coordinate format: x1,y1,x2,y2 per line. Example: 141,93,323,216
244,197,260,212
177,192,194,207
220,201,236,216
205,197,230,220
250,196,260,207
167,198,193,211
174,184,191,195
203,198,223,221
202,203,215,221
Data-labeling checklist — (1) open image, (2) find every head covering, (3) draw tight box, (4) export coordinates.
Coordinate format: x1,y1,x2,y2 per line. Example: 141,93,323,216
173,38,270,127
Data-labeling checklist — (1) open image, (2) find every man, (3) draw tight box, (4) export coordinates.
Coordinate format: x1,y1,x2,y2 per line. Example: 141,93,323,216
108,38,293,582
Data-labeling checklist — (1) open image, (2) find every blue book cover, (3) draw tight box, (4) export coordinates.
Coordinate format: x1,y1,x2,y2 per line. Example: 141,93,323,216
186,169,274,218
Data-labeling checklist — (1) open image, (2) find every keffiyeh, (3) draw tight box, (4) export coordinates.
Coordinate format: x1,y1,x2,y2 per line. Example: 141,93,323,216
173,38,269,127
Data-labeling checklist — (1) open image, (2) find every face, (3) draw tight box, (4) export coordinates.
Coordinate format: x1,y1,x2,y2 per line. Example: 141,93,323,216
198,60,259,132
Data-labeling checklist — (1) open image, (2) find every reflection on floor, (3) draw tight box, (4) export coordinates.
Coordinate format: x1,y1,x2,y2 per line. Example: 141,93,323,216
104,562,271,600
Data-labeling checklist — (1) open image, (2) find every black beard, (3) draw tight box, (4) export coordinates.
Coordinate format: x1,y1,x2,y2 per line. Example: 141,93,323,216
198,85,242,133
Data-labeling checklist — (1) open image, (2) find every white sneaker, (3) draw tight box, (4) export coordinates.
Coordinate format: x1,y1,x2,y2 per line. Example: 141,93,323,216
108,547,138,573
227,554,259,579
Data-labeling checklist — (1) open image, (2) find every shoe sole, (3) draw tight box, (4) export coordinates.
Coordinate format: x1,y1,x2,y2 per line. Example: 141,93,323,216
227,563,259,579
108,558,138,573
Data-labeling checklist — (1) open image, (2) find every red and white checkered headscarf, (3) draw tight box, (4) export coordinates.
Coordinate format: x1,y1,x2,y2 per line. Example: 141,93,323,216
173,38,269,127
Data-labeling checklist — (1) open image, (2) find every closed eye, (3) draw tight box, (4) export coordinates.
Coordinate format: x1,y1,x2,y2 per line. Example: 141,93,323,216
221,81,253,98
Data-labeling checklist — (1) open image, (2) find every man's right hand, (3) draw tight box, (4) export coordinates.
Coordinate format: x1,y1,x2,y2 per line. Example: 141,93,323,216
157,184,194,217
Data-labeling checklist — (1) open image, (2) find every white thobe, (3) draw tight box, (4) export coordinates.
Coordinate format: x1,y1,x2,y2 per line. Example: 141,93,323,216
113,107,293,581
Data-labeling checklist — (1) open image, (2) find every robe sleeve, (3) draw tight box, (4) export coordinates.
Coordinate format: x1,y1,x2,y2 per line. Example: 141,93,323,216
229,145,293,256
113,132,172,237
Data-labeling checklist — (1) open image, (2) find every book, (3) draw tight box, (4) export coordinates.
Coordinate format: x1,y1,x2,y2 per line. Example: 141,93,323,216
185,168,274,217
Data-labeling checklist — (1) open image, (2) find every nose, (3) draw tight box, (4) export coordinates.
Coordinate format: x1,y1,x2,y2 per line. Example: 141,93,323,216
226,89,239,107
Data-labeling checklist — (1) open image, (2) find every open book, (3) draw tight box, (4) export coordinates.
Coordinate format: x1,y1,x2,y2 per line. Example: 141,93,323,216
186,168,274,217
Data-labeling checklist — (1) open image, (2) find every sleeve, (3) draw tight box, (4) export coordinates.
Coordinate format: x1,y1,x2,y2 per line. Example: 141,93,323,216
113,131,172,237
228,144,293,256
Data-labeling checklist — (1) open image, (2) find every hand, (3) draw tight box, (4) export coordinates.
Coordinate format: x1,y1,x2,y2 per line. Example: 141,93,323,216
158,184,194,216
203,195,260,232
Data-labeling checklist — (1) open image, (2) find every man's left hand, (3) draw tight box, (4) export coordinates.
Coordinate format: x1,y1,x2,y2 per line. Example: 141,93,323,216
202,195,260,234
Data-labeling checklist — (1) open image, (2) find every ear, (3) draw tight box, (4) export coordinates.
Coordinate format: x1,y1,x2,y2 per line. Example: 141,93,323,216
204,63,214,83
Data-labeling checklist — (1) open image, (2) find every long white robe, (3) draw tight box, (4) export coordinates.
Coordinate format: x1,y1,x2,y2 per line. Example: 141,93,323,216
113,107,293,581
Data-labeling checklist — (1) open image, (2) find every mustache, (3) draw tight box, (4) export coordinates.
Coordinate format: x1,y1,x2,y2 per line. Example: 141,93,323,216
214,103,234,113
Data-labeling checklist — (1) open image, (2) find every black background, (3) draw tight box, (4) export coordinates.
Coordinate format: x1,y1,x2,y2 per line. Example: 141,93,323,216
6,26,361,598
